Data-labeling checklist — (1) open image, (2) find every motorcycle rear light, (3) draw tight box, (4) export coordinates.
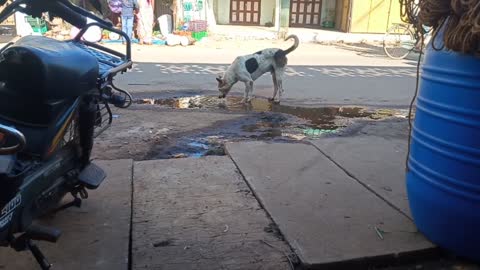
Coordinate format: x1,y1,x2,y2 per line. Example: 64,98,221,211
0,132,4,145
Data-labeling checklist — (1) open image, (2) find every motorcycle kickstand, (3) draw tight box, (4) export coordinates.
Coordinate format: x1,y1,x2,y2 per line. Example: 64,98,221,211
52,196,82,214
52,189,87,214
27,240,51,270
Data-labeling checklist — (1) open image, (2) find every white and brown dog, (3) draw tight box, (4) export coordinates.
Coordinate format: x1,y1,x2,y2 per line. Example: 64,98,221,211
216,35,299,104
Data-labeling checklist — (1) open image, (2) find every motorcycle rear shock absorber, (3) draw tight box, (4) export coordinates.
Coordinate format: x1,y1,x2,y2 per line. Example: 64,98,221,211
101,80,133,108
78,96,96,166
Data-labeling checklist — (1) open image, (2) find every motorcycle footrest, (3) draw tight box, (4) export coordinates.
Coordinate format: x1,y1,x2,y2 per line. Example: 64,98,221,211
78,162,106,190
26,224,61,243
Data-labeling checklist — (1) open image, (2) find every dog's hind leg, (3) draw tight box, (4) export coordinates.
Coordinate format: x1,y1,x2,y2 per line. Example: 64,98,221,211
273,68,285,104
242,80,254,103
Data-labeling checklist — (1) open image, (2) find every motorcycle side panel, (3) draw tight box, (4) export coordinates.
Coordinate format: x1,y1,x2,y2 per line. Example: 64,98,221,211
0,98,80,157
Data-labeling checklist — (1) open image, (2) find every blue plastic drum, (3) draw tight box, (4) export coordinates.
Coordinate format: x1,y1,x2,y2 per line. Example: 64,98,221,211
406,29,480,261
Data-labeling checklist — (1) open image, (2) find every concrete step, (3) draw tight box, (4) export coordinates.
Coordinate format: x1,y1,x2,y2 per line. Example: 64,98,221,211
131,156,292,270
226,141,434,269
310,119,412,217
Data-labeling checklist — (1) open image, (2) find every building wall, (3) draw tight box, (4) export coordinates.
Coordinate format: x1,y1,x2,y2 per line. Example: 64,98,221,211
280,0,290,27
276,0,401,33
207,0,217,27
216,0,230,24
281,0,346,30
350,0,402,33
214,0,402,32
261,0,275,25
336,0,350,32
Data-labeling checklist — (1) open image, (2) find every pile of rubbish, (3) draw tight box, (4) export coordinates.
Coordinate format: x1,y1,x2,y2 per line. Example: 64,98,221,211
15,12,208,47
164,32,196,46
16,13,103,43
163,19,208,46
100,17,208,46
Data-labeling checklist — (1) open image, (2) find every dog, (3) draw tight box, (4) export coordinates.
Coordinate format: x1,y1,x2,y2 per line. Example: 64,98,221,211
216,35,299,104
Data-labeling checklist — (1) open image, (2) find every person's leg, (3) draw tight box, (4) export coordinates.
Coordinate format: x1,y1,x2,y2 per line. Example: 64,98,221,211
126,16,134,41
113,13,120,27
121,15,128,42
122,16,134,43
136,14,144,44
145,8,154,44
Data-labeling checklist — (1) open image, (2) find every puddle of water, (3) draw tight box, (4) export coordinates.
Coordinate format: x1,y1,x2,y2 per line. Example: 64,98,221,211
136,95,398,130
139,96,407,159
153,139,225,159
148,113,337,159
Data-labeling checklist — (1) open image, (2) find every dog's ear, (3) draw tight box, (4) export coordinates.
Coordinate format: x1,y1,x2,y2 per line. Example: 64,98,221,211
216,77,222,83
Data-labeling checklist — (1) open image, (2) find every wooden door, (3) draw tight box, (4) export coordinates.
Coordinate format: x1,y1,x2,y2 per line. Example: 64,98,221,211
290,0,322,28
230,0,261,25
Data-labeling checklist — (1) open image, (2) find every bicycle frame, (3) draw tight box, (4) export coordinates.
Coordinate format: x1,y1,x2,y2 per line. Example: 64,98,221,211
383,22,433,60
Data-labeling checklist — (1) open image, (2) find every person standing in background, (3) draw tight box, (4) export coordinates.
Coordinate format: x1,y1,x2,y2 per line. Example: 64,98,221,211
136,0,154,45
107,0,123,27
121,0,138,43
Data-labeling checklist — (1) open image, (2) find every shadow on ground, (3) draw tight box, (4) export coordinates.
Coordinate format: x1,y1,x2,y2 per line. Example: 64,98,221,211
335,43,421,66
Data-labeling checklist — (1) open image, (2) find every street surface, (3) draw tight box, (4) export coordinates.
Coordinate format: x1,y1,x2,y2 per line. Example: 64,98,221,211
111,40,419,107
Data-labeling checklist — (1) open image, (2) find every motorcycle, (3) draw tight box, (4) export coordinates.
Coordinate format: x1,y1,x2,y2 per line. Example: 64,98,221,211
0,0,133,269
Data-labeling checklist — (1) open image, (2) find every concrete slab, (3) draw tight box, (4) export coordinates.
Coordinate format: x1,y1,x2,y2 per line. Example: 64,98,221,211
226,141,433,268
310,119,411,217
132,156,293,270
0,159,133,270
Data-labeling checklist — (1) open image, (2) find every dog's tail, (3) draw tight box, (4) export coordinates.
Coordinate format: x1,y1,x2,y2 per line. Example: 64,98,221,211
284,35,299,55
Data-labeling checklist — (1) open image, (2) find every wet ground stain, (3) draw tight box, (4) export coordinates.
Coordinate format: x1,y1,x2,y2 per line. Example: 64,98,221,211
145,113,298,159
137,95,408,159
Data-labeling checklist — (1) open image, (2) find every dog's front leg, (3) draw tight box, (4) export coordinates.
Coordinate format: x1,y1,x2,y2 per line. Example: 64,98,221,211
242,81,254,103
269,71,279,103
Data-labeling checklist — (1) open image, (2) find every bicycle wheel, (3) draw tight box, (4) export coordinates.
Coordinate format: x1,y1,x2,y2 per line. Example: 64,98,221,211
383,24,415,60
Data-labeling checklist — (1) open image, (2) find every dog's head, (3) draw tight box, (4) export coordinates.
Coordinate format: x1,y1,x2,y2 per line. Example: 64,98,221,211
216,75,232,98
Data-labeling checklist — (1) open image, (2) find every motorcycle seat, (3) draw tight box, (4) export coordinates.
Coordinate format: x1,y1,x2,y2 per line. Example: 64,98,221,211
0,35,99,99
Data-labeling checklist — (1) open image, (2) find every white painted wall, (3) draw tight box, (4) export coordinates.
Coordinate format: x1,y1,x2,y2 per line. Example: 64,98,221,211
261,0,275,25
207,0,217,30
216,0,230,25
